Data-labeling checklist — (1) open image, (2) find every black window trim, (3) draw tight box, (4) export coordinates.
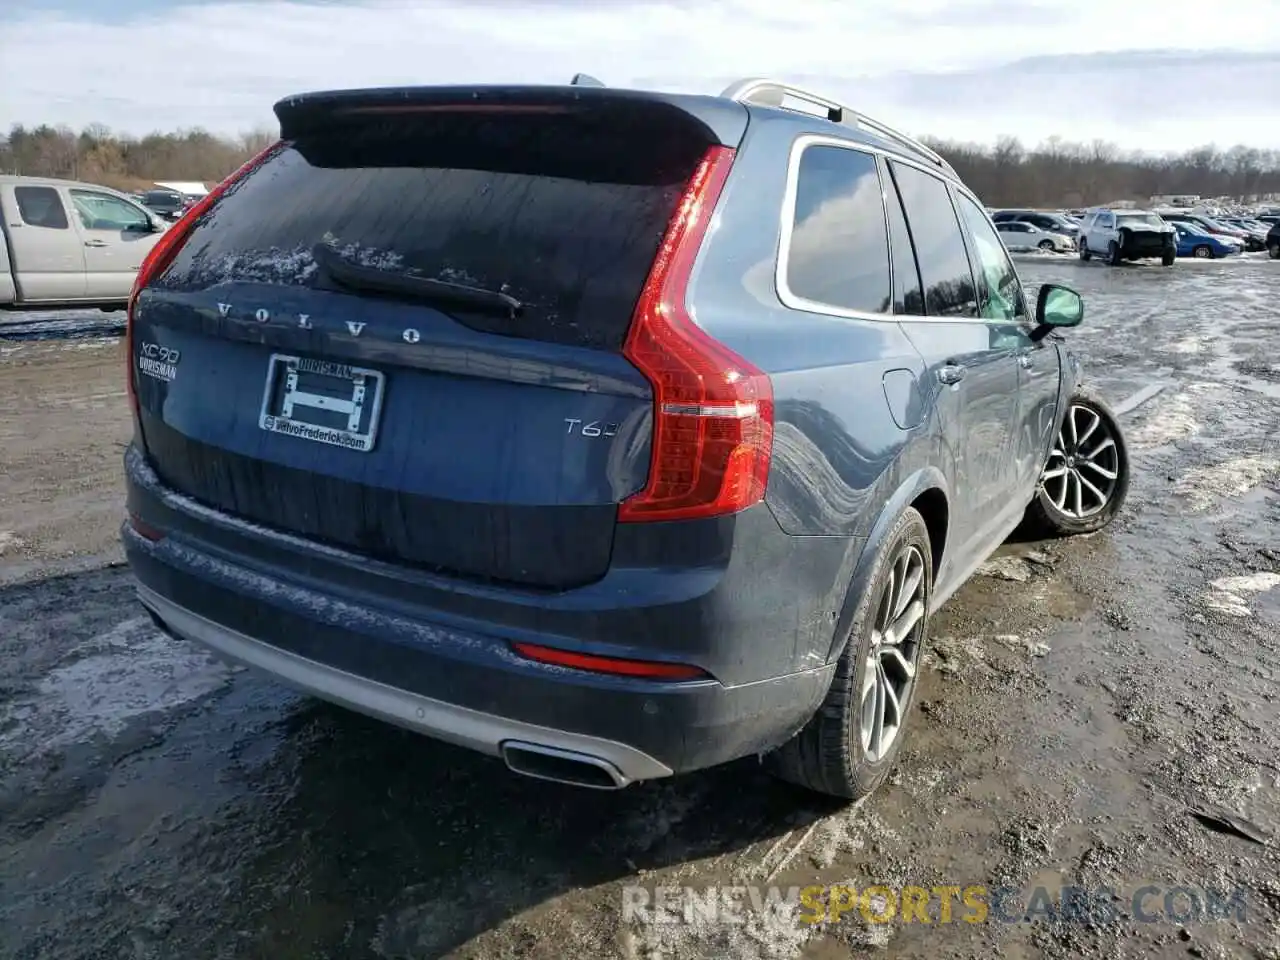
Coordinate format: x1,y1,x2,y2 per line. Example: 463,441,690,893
775,134,893,321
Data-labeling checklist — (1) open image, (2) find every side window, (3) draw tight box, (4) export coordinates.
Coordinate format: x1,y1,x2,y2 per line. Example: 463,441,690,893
1099,212,1114,229
13,186,70,230
955,192,1028,323
888,161,977,318
881,161,924,315
71,190,151,231
785,144,891,314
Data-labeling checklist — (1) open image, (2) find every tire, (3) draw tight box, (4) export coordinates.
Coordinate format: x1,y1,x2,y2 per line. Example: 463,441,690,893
1107,240,1124,266
1268,242,1280,260
1025,387,1130,537
1079,240,1091,261
1161,251,1175,266
765,508,932,800
1193,245,1213,259
1038,239,1056,251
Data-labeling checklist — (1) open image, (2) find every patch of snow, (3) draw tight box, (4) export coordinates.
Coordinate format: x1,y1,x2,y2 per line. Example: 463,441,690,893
0,531,25,555
1127,390,1199,448
0,616,232,760
196,246,320,285
992,634,1051,657
977,556,1033,582
1202,572,1280,618
1172,456,1280,511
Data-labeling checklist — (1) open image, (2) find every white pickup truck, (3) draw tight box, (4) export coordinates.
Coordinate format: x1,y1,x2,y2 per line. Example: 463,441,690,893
1,175,169,311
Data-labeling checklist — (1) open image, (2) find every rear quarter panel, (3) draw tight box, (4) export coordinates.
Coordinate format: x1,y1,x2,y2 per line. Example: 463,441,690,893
691,110,950,541
688,110,957,664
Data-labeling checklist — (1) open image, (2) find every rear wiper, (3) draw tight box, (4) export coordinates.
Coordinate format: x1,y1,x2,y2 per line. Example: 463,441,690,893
312,243,522,321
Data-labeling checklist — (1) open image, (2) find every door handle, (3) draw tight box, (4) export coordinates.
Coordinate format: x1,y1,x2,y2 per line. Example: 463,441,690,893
84,239,108,247
937,363,966,385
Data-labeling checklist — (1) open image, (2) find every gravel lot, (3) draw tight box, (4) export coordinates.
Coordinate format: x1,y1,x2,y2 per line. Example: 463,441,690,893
1,255,1278,960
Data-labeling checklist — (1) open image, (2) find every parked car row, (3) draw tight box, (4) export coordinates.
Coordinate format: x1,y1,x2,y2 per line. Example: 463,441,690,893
989,203,1280,264
1154,209,1266,253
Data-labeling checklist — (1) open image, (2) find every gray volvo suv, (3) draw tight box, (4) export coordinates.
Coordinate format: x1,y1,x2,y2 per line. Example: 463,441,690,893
121,77,1130,800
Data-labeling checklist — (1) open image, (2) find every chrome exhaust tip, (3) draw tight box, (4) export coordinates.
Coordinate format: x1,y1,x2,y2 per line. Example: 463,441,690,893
500,741,629,790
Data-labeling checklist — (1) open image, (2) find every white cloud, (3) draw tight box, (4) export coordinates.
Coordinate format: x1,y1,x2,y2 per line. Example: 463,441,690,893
2,0,1279,151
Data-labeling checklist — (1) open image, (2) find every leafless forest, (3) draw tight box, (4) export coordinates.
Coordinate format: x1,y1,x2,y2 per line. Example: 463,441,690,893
3,122,1279,208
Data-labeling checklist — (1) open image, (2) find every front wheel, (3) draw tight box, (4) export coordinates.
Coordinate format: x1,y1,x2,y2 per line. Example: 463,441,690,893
765,508,932,800
1107,241,1124,266
1193,245,1213,259
1039,239,1056,251
1026,388,1130,537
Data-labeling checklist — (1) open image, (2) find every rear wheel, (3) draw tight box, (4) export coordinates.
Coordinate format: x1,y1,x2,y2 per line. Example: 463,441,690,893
1193,245,1213,259
1079,240,1092,261
1107,240,1124,266
1026,388,1130,537
1268,241,1280,260
765,508,931,800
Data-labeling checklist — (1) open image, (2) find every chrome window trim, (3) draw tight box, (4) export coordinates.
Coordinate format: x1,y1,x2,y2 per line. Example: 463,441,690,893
775,132,999,325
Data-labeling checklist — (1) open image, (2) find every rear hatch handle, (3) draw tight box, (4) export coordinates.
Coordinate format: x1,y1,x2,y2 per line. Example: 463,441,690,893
312,242,523,321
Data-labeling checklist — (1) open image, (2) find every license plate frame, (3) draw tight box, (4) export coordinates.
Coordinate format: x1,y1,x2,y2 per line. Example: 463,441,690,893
258,353,386,452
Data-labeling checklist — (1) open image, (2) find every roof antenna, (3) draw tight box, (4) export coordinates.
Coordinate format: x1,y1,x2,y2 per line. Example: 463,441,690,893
570,73,605,87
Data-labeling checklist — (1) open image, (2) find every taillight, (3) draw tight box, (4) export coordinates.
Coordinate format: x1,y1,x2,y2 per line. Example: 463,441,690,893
618,145,774,523
511,642,708,681
125,140,286,414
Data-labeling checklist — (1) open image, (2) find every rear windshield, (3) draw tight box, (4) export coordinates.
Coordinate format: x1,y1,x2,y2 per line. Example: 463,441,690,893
156,111,710,350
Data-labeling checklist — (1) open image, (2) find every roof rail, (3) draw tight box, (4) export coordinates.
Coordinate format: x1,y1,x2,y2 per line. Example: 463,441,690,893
719,77,954,175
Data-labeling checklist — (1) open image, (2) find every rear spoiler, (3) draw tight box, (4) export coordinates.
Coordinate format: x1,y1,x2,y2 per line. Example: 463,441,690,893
273,83,750,148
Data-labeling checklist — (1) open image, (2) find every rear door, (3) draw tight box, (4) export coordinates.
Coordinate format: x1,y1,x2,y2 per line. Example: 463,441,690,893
0,183,85,301
883,158,1022,556
67,187,161,300
130,95,742,589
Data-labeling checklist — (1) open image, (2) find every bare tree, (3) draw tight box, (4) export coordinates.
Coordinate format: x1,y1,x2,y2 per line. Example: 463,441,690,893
4,121,1278,207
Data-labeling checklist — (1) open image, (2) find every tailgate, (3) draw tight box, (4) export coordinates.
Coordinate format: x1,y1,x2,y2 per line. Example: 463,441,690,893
130,87,748,589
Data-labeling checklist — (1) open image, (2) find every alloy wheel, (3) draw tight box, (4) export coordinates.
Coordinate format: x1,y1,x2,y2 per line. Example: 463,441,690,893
860,544,927,762
1040,403,1121,519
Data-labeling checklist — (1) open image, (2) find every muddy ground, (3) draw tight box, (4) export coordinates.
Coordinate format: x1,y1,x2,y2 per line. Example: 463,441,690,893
1,257,1278,960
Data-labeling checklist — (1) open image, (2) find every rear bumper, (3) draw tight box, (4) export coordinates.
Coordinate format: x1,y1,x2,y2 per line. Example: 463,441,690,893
137,584,672,786
122,445,843,781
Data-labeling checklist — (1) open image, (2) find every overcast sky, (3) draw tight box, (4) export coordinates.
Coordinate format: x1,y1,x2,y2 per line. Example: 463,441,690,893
2,0,1279,153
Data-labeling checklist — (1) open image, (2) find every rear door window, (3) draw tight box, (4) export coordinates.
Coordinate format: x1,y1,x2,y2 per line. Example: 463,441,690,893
157,112,712,350
13,186,69,230
887,161,977,318
784,144,891,314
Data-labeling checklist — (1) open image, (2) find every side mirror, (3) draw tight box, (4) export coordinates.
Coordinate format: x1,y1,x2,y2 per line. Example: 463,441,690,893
1030,283,1084,341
